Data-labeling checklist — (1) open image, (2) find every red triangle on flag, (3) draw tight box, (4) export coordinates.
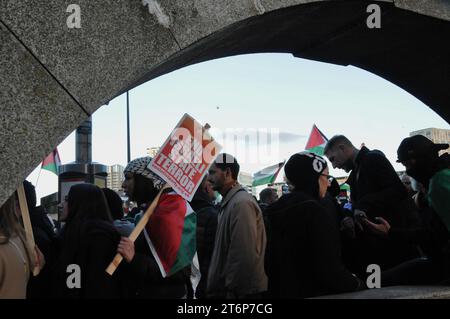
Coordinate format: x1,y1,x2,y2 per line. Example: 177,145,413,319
305,125,328,149
42,149,61,167
41,148,61,175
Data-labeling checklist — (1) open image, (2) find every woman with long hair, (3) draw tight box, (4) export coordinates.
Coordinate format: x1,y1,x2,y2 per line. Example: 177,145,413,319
0,193,35,298
52,183,125,298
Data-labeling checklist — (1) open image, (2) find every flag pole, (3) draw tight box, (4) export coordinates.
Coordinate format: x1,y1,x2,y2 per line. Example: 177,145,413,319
35,167,42,187
106,184,169,276
126,91,131,164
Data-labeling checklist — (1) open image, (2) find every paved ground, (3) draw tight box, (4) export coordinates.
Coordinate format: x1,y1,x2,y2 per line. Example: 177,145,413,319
314,286,450,299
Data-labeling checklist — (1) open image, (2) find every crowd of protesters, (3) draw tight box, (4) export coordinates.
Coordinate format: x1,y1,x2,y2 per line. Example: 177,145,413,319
0,134,449,299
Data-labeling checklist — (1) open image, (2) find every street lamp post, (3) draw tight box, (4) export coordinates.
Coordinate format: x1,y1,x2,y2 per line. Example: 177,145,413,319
127,91,131,164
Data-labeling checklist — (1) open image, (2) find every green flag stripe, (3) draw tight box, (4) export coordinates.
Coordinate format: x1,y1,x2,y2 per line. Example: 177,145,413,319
169,211,197,276
42,163,58,174
252,174,276,187
306,145,325,156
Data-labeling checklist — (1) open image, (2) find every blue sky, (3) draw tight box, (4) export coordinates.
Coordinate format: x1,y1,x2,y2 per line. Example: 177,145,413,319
28,53,449,202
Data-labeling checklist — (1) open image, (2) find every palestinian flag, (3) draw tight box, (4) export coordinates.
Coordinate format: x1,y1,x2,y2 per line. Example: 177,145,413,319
253,162,285,187
305,125,328,156
41,148,61,175
144,190,197,278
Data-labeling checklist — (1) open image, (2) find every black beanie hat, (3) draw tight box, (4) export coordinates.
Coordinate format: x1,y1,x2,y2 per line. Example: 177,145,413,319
397,135,449,163
284,152,327,198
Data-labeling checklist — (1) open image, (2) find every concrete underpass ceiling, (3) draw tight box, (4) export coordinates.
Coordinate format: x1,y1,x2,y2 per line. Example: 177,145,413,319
0,0,449,205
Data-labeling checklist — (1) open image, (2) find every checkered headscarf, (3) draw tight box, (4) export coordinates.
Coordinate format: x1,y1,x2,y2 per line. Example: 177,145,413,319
124,157,165,190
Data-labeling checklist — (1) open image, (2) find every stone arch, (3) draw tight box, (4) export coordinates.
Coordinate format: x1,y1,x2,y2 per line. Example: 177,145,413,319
0,0,449,204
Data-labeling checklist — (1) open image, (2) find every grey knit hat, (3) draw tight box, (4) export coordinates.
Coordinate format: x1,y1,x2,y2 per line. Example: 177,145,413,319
124,157,165,190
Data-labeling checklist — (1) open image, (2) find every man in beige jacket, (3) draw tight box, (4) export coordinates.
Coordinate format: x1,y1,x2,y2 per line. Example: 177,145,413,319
207,154,267,298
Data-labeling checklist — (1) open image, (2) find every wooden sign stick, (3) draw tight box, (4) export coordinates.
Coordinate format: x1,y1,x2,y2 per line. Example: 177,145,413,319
106,184,169,276
17,184,40,276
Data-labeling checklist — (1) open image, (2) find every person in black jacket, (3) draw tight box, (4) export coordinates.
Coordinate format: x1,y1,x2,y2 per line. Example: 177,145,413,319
189,176,218,299
324,135,421,278
52,183,126,298
259,188,279,213
22,180,56,299
259,188,279,239
360,136,450,285
397,135,450,231
265,152,363,298
363,201,449,286
102,188,134,237
118,157,188,299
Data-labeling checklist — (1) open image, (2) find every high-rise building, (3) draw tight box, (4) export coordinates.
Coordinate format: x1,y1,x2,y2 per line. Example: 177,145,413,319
410,128,450,155
107,164,125,192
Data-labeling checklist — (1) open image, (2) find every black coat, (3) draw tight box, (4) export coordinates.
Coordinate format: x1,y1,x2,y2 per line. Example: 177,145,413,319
320,193,344,231
127,233,188,299
52,220,126,299
190,194,218,299
389,203,450,263
125,200,187,299
27,206,56,299
345,147,422,275
348,147,420,227
265,191,361,298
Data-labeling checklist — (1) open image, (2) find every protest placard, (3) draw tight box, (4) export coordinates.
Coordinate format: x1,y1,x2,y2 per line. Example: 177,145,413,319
148,113,222,202
106,114,221,276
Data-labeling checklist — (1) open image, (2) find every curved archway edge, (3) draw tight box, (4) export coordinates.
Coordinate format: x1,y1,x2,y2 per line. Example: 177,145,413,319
0,0,449,205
